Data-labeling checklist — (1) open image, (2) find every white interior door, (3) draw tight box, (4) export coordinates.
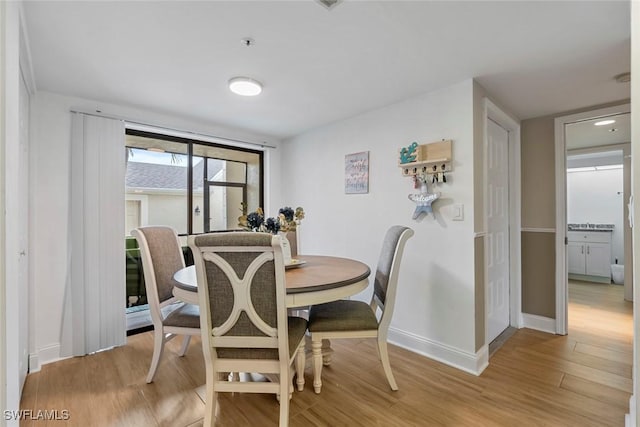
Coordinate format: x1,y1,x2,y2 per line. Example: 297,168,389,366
17,70,30,388
487,119,511,343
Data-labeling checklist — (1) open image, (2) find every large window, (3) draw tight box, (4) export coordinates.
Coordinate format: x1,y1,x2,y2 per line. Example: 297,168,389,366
124,130,264,324
125,130,264,236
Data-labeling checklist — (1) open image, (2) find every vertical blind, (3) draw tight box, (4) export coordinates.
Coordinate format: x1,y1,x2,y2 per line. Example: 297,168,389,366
62,113,126,356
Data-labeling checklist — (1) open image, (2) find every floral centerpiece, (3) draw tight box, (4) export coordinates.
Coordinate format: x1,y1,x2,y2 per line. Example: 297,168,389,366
238,205,305,235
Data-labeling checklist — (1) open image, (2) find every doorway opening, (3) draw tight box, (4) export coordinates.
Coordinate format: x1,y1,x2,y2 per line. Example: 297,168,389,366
554,104,633,336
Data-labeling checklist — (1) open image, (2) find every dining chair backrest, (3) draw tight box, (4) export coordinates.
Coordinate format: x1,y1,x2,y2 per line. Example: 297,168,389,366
372,225,414,330
132,226,186,313
190,231,289,361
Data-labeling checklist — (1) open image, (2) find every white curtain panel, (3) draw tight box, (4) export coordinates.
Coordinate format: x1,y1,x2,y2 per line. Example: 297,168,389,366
62,113,126,356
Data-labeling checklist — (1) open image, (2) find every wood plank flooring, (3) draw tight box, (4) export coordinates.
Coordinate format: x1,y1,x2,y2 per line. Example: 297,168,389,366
20,280,632,426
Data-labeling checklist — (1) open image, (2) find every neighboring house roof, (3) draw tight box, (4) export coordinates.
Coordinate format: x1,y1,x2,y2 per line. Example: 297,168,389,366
126,160,223,190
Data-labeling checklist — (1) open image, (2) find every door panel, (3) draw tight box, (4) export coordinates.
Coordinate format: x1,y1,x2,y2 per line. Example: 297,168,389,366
586,243,611,277
567,242,586,274
18,70,30,388
487,119,510,343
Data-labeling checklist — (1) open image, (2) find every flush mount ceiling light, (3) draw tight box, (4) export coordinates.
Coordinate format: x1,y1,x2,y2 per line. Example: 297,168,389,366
228,77,262,96
594,119,616,126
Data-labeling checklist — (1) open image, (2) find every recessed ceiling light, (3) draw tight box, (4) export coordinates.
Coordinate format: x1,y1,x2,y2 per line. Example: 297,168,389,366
594,119,615,126
229,77,262,96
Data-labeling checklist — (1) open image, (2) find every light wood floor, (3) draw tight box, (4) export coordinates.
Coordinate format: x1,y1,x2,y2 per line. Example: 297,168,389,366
21,281,632,426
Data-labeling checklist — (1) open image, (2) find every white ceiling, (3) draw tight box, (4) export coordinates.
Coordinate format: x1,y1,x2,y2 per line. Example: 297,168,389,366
22,1,631,139
566,112,631,150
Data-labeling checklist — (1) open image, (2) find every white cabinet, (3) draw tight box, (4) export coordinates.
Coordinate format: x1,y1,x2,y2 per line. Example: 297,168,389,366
568,241,586,275
567,231,612,282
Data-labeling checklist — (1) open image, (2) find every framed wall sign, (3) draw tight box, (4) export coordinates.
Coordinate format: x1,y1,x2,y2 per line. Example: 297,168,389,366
345,151,369,194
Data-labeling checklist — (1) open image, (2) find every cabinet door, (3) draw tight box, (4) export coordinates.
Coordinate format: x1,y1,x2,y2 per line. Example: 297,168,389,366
568,242,586,275
586,243,611,277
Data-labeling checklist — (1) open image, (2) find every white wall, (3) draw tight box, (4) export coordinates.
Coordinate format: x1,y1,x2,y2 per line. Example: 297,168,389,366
567,168,624,264
281,80,481,369
30,91,282,368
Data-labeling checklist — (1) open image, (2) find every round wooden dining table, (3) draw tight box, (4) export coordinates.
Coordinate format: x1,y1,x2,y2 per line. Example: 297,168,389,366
172,255,371,308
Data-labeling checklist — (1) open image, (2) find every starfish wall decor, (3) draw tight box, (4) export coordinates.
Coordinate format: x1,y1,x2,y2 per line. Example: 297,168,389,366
408,178,440,219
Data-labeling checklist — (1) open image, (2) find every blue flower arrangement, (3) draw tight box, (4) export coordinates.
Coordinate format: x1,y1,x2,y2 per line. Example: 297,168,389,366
239,205,305,234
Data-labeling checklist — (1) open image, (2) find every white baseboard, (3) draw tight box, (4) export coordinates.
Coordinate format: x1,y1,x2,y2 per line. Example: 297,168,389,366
29,310,153,374
388,327,488,376
626,394,635,427
521,313,556,334
28,353,39,373
30,343,64,372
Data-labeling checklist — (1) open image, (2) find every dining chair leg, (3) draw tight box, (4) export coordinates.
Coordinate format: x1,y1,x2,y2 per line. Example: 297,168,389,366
146,330,166,383
319,339,335,366
279,375,290,427
311,339,323,394
288,370,294,400
204,374,217,427
295,346,306,391
377,337,398,391
178,335,191,356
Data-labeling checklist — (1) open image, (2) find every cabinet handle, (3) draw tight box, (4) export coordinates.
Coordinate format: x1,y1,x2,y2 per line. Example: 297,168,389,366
581,246,584,254
587,246,590,255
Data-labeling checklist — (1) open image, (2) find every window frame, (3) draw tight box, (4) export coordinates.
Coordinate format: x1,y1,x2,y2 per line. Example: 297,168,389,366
125,128,264,235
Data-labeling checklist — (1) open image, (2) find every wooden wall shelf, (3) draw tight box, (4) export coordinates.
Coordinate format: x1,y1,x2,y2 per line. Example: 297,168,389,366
399,140,452,177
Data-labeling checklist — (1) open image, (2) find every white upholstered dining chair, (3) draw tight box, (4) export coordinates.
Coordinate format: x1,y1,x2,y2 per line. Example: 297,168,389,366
189,232,307,427
307,225,414,393
132,226,200,384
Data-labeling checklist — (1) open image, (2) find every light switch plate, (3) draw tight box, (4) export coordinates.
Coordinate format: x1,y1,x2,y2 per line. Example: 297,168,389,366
452,204,464,221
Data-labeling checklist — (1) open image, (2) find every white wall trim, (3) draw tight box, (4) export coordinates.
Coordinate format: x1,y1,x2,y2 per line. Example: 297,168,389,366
554,103,631,335
626,394,635,427
483,98,523,339
30,343,65,371
521,313,557,335
28,353,38,373
389,327,489,375
521,227,556,233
